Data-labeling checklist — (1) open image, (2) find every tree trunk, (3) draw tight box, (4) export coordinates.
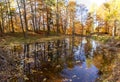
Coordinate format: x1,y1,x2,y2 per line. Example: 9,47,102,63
113,20,117,36
114,20,117,36
8,0,14,33
34,0,37,32
23,0,28,36
17,0,26,38
30,0,36,32
71,11,75,36
1,14,4,33
0,22,3,37
56,0,60,35
105,21,108,33
38,16,41,31
46,5,50,35
10,15,14,33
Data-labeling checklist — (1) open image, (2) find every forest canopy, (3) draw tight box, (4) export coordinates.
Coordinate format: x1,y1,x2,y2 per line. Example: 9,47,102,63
0,0,120,37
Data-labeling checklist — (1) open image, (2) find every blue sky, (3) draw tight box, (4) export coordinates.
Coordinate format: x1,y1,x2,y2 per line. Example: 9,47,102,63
73,0,108,25
76,0,108,9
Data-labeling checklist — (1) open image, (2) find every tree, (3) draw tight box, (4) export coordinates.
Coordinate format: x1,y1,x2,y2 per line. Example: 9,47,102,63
16,0,26,37
23,0,28,36
76,4,88,35
96,0,120,36
0,1,5,35
45,0,55,35
0,0,82,37
68,1,76,35
85,13,94,34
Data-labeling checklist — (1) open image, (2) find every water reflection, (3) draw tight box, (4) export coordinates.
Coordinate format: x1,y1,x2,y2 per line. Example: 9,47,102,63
61,37,100,82
0,37,117,82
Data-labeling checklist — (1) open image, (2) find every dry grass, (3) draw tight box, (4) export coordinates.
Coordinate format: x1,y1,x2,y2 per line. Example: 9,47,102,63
0,32,65,45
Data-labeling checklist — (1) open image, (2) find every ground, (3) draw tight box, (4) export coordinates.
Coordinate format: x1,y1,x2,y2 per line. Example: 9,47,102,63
0,32,65,45
92,35,120,82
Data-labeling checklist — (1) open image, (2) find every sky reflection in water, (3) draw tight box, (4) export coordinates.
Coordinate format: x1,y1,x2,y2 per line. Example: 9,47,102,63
61,37,99,82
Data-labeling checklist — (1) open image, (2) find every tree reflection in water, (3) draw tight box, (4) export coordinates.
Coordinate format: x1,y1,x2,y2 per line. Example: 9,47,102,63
1,37,117,82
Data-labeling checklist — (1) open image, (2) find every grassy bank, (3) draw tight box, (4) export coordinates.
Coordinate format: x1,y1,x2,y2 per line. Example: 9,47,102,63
92,35,120,43
0,32,65,45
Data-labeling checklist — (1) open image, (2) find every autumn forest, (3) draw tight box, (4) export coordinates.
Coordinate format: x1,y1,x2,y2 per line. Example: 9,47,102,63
0,0,120,82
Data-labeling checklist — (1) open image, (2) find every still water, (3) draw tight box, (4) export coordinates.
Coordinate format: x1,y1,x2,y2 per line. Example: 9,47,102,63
0,37,116,82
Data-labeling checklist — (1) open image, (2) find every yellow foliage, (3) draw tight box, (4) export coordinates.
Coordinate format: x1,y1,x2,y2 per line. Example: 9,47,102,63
10,7,16,11
68,1,76,12
66,27,72,34
99,27,106,32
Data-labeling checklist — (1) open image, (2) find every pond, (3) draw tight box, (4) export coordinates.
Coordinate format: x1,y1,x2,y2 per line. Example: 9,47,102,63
0,37,117,82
